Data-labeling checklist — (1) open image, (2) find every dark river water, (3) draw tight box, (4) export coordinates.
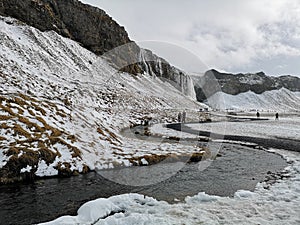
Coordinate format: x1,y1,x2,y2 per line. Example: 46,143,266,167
0,142,288,225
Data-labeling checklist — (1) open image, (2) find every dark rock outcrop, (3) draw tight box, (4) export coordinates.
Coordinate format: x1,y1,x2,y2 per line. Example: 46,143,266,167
192,69,300,101
0,0,195,97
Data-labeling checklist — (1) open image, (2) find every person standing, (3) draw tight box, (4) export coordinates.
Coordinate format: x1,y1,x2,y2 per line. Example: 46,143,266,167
178,112,182,123
182,110,186,123
256,111,260,118
275,112,279,120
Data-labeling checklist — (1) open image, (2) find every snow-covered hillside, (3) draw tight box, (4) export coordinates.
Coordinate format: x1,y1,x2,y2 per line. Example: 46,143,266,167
206,88,300,112
0,16,204,183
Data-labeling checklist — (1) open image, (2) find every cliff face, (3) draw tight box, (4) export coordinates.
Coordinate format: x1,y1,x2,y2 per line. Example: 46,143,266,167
0,0,130,54
0,0,196,98
193,69,300,101
0,0,140,73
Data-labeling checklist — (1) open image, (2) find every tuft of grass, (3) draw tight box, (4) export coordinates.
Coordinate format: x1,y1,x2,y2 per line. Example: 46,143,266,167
67,135,76,143
28,109,35,116
19,93,37,102
51,128,63,137
71,146,81,159
4,147,20,156
105,128,121,144
12,124,32,138
36,116,52,130
0,104,16,116
0,115,14,120
0,123,10,129
31,103,47,116
187,152,204,163
39,147,57,165
0,136,7,141
82,164,89,173
97,127,105,136
14,97,27,107
55,162,72,177
18,116,44,132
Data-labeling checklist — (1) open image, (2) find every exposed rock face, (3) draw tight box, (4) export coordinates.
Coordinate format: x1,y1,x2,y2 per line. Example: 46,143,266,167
0,0,196,98
0,0,130,55
193,69,300,101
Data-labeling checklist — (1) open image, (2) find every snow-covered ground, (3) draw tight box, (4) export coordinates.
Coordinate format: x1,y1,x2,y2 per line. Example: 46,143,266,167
207,89,300,112
186,116,300,140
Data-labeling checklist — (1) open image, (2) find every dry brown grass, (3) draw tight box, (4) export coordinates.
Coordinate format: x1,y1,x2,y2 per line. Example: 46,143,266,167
67,135,76,143
0,115,14,120
51,128,63,137
17,107,24,115
18,116,44,132
71,146,81,159
19,93,37,102
0,93,89,183
0,95,7,103
97,127,105,136
0,104,16,116
49,137,81,159
4,147,20,156
82,164,89,173
0,136,7,141
12,124,32,138
55,162,72,177
56,111,67,118
127,151,205,167
31,103,47,116
187,152,204,163
37,141,46,148
14,97,27,107
36,116,52,130
105,128,121,143
28,109,35,116
39,147,57,165
0,123,10,129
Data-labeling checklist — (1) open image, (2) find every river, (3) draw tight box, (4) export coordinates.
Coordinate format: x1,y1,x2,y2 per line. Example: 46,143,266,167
0,139,287,225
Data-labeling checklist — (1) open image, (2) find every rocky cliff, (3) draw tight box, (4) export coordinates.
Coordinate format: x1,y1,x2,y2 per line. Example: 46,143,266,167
0,0,196,98
193,69,300,101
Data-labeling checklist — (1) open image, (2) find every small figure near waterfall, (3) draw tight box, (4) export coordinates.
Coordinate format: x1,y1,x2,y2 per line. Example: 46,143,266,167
275,112,279,120
178,112,182,123
182,110,186,123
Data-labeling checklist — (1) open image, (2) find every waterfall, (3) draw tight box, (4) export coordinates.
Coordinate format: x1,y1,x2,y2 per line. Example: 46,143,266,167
180,72,197,100
139,48,196,100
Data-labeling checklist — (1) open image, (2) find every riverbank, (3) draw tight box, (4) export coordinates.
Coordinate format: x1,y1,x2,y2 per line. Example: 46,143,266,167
0,140,288,225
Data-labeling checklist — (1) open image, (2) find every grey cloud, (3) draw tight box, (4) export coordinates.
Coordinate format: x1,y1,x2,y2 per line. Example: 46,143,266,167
82,0,300,76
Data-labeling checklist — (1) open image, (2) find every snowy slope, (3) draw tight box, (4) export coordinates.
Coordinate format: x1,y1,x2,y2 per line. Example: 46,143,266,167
206,88,300,111
0,16,205,181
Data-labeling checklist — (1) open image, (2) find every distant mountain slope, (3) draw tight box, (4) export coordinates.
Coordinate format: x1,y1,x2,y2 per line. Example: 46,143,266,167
0,0,196,98
191,69,300,111
193,69,300,102
207,88,300,111
0,16,203,183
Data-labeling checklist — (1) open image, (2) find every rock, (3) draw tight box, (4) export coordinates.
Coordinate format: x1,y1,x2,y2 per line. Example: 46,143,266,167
192,69,300,101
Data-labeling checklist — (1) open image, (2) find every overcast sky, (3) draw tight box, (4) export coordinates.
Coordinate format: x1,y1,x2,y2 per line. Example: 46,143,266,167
82,0,300,76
